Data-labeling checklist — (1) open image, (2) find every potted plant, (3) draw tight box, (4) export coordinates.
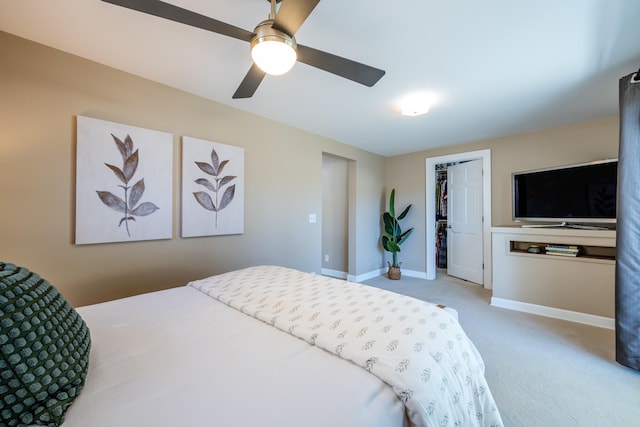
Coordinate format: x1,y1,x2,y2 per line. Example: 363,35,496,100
381,188,414,279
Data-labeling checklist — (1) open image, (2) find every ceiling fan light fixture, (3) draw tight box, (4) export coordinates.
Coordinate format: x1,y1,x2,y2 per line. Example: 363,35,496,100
251,20,297,76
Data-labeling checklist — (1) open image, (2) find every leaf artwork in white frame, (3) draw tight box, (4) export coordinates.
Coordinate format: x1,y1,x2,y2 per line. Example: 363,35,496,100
181,136,244,237
76,116,173,244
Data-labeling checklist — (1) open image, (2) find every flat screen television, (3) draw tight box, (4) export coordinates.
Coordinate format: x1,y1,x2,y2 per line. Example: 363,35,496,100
512,159,617,227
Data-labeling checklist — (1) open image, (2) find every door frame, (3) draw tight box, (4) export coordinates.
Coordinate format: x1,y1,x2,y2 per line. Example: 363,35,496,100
425,149,492,288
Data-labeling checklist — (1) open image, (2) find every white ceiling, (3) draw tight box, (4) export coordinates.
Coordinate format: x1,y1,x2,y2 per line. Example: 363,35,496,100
2,0,640,157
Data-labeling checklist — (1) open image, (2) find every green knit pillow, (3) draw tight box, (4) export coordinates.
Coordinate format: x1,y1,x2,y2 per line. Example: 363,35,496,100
0,262,91,426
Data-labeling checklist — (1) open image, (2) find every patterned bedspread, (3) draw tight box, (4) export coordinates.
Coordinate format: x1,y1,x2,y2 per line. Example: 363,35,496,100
189,265,503,427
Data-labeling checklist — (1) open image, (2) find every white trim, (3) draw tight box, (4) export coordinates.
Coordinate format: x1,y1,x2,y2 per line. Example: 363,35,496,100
426,149,492,288
348,268,386,282
400,269,428,279
348,268,427,282
491,297,615,330
321,268,348,279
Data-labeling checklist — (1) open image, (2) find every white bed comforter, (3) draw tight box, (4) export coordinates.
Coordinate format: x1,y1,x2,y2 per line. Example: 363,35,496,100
65,277,407,427
189,265,503,427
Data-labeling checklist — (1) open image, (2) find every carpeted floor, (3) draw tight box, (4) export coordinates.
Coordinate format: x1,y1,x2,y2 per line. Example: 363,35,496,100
362,271,640,427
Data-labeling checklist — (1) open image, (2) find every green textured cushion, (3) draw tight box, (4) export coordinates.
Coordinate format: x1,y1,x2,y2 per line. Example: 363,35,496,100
0,262,91,426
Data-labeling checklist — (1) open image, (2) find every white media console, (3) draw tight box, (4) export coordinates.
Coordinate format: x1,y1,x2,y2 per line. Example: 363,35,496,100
491,226,616,329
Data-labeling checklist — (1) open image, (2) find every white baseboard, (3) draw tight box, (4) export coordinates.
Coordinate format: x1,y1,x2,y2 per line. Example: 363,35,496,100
491,297,614,330
320,268,348,279
400,269,428,280
348,268,386,282
346,268,428,282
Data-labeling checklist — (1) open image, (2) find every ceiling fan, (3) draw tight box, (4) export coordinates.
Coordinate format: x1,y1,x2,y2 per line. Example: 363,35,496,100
101,0,386,99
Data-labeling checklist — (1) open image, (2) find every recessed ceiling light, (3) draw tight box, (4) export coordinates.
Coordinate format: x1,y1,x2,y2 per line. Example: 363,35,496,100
400,93,432,116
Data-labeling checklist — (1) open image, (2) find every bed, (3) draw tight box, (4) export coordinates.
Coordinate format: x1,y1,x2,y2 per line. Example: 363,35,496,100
1,263,503,427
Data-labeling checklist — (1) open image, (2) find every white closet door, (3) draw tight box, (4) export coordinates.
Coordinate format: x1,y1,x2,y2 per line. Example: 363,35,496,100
447,159,484,284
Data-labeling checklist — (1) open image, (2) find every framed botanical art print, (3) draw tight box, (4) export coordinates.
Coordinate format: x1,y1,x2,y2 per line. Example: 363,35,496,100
76,116,173,244
181,136,244,237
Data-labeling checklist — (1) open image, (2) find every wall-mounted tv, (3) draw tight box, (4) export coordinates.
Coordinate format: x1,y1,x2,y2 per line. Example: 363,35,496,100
512,159,617,226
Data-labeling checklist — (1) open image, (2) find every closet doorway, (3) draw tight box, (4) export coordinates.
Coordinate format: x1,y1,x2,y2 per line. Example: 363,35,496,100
426,150,492,288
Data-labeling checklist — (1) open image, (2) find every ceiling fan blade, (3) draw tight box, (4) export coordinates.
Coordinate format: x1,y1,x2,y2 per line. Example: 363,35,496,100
296,45,385,87
102,0,253,42
233,64,267,99
272,0,320,36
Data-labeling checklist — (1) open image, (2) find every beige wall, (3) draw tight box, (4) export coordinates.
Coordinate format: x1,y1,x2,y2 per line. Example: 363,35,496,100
321,153,349,273
385,116,620,274
1,31,622,306
0,32,385,306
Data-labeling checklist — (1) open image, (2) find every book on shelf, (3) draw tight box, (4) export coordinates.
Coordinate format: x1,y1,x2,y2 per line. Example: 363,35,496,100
545,244,579,250
545,247,579,253
545,243,579,254
545,245,579,256
545,250,579,257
